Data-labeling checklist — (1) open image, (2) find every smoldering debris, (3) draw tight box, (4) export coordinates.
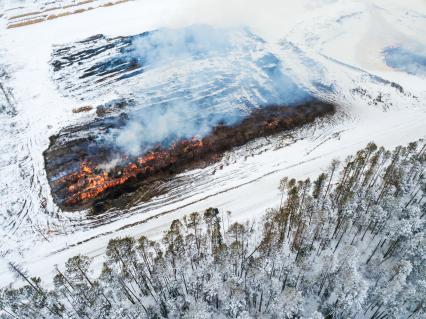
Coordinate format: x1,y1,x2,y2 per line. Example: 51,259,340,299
44,101,335,211
45,25,336,211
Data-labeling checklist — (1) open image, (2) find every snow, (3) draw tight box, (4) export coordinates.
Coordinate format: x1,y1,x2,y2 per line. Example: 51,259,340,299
0,0,425,287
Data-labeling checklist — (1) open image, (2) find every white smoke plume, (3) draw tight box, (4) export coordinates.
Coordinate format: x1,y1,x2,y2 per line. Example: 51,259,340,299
383,45,426,76
107,24,311,156
114,101,213,155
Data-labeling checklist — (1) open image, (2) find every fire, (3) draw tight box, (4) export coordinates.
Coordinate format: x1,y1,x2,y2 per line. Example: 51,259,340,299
191,137,203,148
46,102,336,210
62,138,206,207
81,164,93,174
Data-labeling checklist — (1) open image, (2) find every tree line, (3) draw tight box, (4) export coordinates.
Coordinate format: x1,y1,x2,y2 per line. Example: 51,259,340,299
1,140,425,318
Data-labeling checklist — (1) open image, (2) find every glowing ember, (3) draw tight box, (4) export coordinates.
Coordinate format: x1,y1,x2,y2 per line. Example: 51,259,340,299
44,102,335,211
62,138,206,206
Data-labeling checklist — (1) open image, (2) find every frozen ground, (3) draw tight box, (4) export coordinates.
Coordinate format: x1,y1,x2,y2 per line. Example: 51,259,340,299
0,0,425,286
1,0,134,29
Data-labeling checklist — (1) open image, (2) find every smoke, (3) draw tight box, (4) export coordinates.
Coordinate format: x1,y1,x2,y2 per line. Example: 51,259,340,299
114,101,214,155
166,0,332,41
106,25,311,156
383,45,426,76
131,25,233,67
101,0,426,157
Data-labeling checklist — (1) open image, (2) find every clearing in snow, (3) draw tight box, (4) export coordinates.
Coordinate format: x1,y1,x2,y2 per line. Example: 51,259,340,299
0,0,424,290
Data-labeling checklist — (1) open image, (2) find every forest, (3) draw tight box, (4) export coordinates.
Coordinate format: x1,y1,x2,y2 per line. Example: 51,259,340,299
1,140,425,319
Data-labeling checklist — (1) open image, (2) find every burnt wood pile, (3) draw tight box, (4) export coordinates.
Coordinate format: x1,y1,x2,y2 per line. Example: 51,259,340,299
44,101,335,211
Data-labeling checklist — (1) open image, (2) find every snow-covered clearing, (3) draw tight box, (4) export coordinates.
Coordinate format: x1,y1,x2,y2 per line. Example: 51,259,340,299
0,0,425,287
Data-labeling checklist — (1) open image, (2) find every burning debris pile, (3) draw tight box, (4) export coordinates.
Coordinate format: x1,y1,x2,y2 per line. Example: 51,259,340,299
44,101,335,211
45,25,337,211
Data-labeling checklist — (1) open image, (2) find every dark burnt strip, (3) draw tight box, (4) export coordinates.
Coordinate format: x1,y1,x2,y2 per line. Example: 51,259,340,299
44,101,336,211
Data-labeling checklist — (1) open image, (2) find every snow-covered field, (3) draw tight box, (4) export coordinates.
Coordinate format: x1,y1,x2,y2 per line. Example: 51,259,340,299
0,0,425,287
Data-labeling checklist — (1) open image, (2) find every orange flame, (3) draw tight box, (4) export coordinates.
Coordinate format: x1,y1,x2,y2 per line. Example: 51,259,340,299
63,138,205,206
